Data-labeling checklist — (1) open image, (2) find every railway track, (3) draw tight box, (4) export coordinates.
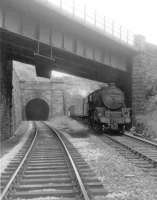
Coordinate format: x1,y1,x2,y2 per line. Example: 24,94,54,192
100,132,157,181
0,123,36,193
1,122,107,200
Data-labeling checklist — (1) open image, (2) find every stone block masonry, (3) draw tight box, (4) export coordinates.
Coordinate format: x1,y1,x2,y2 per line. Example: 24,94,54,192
132,53,146,116
132,35,157,123
51,87,65,117
132,36,147,122
144,44,157,86
0,46,13,140
13,61,65,121
12,68,22,133
19,80,65,120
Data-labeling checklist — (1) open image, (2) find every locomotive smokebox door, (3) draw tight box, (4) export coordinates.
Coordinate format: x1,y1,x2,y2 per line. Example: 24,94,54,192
101,84,125,110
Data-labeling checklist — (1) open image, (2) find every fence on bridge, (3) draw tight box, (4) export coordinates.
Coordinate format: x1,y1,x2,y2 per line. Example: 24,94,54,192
47,0,134,45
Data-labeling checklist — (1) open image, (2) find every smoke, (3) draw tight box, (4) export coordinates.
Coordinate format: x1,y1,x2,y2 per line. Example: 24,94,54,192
67,88,89,97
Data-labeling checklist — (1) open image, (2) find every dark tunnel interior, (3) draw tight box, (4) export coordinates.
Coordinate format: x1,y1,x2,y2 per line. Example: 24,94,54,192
26,98,49,121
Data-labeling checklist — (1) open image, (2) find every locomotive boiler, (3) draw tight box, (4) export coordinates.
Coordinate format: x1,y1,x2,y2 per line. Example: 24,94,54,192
85,83,131,132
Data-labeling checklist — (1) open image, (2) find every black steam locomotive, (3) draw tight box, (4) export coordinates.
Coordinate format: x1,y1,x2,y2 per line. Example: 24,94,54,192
84,83,131,132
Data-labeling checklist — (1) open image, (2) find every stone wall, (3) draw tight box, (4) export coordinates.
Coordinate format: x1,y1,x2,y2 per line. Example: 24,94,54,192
13,61,65,120
12,68,22,132
19,80,64,119
51,82,64,117
58,75,106,116
0,46,13,140
144,43,157,100
132,36,147,122
132,35,157,127
20,81,52,120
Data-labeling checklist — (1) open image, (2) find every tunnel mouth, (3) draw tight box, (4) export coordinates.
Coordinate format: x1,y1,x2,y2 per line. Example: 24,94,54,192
26,98,49,121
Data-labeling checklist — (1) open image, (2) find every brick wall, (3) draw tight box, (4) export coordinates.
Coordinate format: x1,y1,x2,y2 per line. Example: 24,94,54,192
0,46,13,140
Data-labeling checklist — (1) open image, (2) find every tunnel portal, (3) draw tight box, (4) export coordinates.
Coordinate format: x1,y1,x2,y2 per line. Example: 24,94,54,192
26,98,49,120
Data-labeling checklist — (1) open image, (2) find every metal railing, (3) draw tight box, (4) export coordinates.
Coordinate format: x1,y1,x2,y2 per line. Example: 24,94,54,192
47,0,134,45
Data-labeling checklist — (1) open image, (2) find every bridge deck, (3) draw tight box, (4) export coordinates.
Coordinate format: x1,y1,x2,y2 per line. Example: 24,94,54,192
1,0,137,54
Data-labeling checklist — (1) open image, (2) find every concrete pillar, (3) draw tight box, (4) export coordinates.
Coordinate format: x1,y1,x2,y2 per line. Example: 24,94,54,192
132,35,146,123
0,45,13,140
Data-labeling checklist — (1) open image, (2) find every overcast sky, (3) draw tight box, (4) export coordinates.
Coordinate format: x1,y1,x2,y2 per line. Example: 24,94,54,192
78,0,157,45
51,0,156,77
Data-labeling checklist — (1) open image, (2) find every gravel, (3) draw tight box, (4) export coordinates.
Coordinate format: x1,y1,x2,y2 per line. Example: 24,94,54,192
16,198,65,200
48,117,157,200
0,121,33,175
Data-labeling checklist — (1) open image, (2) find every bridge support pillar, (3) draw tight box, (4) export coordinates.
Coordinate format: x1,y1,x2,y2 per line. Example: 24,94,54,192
132,35,146,124
0,46,13,140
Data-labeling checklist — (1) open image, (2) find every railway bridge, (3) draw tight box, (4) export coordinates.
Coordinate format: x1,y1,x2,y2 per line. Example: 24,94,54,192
0,0,147,139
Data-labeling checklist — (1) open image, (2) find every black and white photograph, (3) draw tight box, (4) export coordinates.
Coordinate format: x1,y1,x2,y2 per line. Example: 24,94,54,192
0,0,157,199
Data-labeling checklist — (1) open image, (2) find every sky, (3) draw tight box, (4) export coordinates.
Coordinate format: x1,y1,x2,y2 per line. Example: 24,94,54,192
78,0,157,45
51,70,69,77
48,0,156,44
51,0,156,77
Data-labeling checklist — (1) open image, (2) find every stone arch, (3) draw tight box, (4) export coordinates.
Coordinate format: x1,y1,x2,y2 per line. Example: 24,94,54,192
23,94,50,120
25,98,49,120
24,94,50,107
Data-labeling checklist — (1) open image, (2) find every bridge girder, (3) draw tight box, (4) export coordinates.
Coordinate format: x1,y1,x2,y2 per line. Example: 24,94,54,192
0,28,133,107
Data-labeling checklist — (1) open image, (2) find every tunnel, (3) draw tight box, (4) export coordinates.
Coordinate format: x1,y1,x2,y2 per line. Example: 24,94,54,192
25,98,49,120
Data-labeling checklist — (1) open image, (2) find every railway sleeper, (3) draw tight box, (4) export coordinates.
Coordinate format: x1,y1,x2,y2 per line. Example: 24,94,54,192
19,177,74,184
27,165,69,170
11,189,80,199
22,173,71,179
24,169,69,174
15,183,75,191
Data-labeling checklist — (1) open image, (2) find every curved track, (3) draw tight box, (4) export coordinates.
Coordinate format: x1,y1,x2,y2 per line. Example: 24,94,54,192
0,122,36,193
1,122,107,200
100,132,157,180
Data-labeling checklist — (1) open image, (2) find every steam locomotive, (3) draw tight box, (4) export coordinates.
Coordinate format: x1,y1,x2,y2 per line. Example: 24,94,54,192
84,83,131,132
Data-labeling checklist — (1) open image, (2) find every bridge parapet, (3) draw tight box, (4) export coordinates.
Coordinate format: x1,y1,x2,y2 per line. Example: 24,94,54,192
0,0,135,47
47,0,134,46
0,0,137,74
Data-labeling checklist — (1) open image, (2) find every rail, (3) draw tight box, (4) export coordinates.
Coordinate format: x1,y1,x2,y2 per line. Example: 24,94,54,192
124,132,157,148
0,127,38,200
102,134,157,166
47,0,134,45
45,123,90,200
